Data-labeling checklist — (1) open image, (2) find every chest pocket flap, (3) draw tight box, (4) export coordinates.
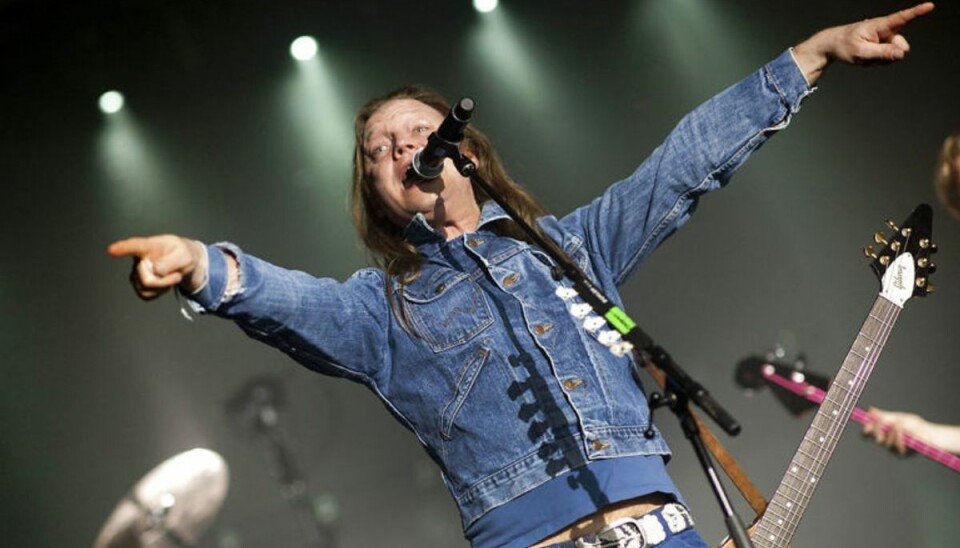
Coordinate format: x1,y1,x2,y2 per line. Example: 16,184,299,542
400,269,494,353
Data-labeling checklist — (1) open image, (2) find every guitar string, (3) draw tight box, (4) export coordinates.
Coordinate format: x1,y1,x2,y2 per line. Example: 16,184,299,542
757,297,899,547
757,300,896,547
767,298,899,546
785,298,898,545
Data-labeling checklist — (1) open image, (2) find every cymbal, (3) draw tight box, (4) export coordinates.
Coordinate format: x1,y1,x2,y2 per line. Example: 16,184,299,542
93,448,229,548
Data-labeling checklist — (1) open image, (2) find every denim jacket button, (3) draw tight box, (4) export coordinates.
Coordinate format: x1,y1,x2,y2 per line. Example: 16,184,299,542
592,439,610,451
533,323,553,335
502,273,519,286
466,238,484,248
563,379,584,390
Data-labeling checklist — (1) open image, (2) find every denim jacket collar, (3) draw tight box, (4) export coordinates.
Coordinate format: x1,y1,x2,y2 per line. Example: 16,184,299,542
403,201,513,252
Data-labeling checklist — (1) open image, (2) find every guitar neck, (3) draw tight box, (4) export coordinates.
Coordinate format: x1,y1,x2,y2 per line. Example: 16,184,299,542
752,295,901,548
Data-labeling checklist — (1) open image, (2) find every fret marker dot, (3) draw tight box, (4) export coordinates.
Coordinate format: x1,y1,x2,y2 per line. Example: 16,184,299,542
865,346,871,351
769,535,776,541
819,436,825,443
786,502,793,509
832,410,839,416
777,519,784,525
791,466,798,473
810,477,817,483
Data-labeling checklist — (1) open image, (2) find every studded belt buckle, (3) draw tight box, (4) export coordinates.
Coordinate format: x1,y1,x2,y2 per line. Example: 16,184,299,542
573,503,694,548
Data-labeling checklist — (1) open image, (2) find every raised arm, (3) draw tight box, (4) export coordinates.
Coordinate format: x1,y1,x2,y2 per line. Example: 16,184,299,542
792,3,935,86
570,4,936,283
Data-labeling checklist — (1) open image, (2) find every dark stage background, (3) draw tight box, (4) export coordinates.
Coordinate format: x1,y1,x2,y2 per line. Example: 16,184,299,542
2,1,958,546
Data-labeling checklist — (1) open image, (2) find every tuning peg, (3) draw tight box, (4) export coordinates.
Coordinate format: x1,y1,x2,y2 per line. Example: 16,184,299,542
885,219,899,231
930,243,939,254
927,282,935,294
890,241,902,252
918,257,929,268
900,227,913,238
916,277,927,288
929,264,937,274
919,238,931,249
873,232,888,245
863,245,877,259
879,255,891,266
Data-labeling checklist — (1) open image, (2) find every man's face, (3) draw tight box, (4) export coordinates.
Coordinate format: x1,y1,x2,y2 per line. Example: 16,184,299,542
362,98,479,235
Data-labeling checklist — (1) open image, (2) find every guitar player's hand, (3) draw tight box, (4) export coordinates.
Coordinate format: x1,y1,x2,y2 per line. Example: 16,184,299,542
792,2,934,86
864,407,929,456
864,407,960,455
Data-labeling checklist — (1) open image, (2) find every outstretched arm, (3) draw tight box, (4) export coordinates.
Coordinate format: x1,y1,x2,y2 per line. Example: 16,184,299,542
792,3,935,86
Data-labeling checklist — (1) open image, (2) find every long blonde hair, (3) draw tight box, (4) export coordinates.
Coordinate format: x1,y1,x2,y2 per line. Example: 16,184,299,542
936,133,960,219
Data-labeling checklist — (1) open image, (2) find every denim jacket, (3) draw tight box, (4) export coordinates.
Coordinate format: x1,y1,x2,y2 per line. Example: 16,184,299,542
190,50,812,533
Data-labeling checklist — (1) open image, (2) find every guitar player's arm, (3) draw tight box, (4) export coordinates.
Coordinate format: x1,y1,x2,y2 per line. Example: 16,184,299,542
864,407,960,455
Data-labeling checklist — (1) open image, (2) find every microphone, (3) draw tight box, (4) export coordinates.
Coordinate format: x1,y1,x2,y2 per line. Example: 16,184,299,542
410,97,475,180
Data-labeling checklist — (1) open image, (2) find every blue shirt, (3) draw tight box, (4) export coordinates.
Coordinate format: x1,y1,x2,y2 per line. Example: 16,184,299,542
189,49,813,547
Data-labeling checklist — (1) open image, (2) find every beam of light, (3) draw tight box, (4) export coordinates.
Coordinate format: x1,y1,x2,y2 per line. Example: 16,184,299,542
290,35,319,62
99,90,125,114
463,6,608,206
98,111,166,223
473,0,498,13
466,8,554,115
277,47,367,276
279,47,354,205
96,110,193,229
630,0,760,98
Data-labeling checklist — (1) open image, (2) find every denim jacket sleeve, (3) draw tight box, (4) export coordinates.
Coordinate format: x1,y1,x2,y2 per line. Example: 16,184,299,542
563,49,814,285
187,241,390,382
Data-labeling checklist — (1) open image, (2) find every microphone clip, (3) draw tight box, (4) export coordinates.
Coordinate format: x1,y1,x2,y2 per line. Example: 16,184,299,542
409,96,476,180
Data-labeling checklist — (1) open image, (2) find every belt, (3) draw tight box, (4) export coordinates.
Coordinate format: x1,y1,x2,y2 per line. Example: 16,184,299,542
548,502,695,548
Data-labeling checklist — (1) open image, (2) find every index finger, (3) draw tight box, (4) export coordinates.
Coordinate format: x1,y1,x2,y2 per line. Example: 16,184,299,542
876,2,935,34
107,237,153,258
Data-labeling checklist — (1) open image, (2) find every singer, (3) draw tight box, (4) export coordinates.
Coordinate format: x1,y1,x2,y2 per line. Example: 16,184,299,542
109,5,933,548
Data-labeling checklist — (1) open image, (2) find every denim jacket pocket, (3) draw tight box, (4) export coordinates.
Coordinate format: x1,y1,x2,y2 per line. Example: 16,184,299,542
400,270,495,353
439,345,491,440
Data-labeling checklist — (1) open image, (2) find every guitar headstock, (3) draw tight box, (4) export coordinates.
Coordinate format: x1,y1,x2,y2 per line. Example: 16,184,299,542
863,204,936,307
735,353,830,416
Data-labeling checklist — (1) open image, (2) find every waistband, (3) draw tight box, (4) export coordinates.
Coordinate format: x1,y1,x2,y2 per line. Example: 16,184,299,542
547,502,695,548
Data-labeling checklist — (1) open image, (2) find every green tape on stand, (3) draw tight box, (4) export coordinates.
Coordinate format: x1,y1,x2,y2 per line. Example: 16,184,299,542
604,306,636,334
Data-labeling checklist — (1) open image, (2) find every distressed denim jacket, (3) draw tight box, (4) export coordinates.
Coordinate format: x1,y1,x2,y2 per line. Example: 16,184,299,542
191,50,812,532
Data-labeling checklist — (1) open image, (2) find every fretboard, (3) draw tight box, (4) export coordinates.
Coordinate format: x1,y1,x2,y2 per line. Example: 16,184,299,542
751,295,901,548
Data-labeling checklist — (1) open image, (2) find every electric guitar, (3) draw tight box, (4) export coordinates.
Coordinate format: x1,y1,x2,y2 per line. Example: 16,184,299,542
724,204,937,547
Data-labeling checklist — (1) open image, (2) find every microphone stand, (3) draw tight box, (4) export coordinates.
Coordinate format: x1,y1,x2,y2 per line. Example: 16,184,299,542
433,101,753,548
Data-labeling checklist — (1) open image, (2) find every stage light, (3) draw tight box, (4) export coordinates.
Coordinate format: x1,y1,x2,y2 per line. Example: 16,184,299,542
473,0,498,13
290,36,318,61
98,91,125,114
